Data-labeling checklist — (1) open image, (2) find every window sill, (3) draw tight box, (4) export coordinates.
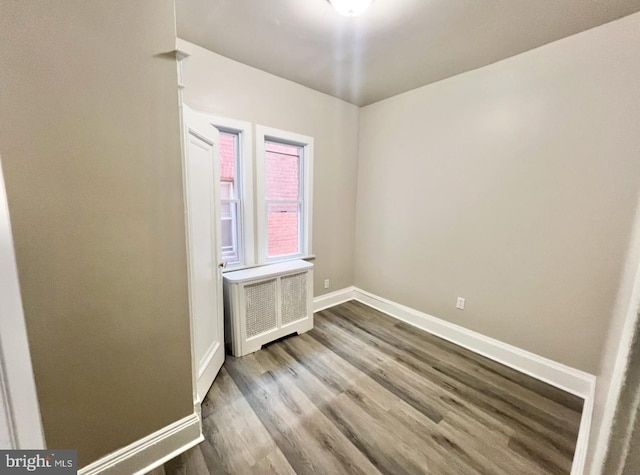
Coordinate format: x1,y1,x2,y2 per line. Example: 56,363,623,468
222,255,316,274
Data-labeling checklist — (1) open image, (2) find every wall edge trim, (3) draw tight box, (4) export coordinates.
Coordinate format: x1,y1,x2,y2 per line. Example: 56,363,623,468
78,411,203,475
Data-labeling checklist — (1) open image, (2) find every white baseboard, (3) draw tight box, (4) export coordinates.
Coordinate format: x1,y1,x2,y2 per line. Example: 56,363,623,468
313,286,355,313
78,411,203,475
352,288,595,398
572,384,595,475
314,286,596,475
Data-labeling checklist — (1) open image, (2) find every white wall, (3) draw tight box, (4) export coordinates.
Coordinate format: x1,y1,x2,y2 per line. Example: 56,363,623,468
177,39,360,297
355,12,640,375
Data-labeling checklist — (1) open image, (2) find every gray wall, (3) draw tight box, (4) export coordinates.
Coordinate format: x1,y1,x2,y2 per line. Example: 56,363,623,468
354,13,640,373
0,1,193,467
177,39,361,298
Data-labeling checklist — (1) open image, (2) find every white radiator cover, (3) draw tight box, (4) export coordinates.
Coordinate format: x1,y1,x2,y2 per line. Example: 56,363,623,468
223,260,314,357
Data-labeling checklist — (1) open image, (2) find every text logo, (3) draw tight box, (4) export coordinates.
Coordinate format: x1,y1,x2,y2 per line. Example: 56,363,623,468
0,450,76,474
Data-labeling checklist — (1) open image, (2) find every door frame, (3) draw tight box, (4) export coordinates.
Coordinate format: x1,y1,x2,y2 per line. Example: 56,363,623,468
0,156,46,449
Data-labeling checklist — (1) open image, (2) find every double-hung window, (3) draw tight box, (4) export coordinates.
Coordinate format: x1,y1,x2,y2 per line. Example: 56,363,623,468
256,126,313,262
208,117,253,269
219,130,241,264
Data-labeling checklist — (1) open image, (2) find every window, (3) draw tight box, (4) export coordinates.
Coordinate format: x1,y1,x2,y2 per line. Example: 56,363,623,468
256,126,313,262
204,118,312,268
265,140,302,258
218,130,241,265
207,117,253,269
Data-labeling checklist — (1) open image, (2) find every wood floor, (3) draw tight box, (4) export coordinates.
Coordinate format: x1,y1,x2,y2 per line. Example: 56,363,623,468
151,301,583,475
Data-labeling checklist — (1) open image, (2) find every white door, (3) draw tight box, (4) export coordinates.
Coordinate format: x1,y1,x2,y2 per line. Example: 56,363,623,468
182,107,225,403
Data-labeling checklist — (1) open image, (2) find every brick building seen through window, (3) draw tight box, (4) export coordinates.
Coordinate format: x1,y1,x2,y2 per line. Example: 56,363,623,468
219,132,301,260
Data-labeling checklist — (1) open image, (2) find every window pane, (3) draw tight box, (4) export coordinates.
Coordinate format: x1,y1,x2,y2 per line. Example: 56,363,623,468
267,202,299,258
219,132,236,184
221,201,240,264
220,181,234,200
221,217,233,249
265,143,300,201
266,141,299,156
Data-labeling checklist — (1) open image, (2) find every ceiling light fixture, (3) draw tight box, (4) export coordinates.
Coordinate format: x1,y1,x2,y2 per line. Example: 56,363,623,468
329,0,373,17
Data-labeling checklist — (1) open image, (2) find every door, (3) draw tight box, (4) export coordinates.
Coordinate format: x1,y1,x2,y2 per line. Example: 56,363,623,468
182,107,225,403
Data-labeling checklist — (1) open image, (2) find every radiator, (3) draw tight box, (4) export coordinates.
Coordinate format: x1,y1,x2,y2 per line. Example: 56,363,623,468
223,260,314,357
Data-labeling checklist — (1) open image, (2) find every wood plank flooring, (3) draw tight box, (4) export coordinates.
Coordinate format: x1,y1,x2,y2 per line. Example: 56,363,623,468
151,301,583,475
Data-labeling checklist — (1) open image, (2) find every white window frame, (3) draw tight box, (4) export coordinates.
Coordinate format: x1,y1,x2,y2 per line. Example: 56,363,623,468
206,115,254,270
255,125,314,264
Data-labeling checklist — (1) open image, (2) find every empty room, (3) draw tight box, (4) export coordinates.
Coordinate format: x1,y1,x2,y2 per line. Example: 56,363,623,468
2,1,640,474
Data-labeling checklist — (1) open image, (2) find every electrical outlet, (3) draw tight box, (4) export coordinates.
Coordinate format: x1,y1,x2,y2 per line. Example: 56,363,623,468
324,279,330,289
456,297,466,310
